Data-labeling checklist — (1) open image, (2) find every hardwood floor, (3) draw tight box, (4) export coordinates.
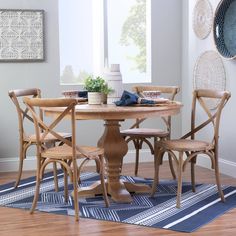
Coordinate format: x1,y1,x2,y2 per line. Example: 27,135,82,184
0,162,236,236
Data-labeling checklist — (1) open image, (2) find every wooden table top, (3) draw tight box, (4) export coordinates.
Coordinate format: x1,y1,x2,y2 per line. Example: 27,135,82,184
43,102,182,120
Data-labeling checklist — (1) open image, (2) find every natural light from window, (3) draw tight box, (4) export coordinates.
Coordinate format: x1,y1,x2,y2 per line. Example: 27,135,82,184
106,0,151,83
59,0,151,85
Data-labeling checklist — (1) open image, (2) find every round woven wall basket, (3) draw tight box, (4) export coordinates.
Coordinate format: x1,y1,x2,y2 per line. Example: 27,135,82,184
193,50,226,109
193,0,213,39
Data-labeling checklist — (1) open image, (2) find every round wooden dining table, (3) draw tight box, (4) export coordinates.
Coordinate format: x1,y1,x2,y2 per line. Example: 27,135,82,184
44,102,182,203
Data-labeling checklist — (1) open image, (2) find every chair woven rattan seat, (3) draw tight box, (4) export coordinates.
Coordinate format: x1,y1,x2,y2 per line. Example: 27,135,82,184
25,132,71,142
121,128,168,138
42,144,104,159
157,139,213,152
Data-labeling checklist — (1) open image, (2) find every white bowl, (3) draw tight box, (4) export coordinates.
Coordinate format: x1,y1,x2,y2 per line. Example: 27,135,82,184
62,90,79,98
142,90,161,98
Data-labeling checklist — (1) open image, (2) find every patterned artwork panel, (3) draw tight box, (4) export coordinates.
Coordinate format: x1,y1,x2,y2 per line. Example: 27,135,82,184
0,9,44,61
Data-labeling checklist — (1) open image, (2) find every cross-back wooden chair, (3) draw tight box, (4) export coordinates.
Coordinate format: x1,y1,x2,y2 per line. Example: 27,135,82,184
120,85,180,177
151,89,231,208
23,97,109,221
8,88,71,189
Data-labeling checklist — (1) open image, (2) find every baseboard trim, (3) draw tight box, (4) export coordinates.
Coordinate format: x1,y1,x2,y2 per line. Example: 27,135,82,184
2,152,235,178
0,150,154,173
0,156,36,172
196,155,236,178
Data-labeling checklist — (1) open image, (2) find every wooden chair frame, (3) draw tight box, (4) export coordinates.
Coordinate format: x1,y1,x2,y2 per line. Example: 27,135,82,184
23,97,109,221
8,88,67,189
121,85,180,177
151,89,231,208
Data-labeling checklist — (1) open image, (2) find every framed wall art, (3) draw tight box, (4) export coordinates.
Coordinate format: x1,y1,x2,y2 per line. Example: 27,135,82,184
0,9,45,62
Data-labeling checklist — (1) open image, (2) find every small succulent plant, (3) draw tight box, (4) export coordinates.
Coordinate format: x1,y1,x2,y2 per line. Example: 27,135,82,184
84,76,112,94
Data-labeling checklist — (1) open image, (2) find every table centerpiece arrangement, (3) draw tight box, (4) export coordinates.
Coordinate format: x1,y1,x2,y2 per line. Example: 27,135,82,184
84,76,112,104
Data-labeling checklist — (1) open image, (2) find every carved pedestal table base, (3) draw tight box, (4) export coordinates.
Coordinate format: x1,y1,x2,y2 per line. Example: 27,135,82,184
78,120,151,203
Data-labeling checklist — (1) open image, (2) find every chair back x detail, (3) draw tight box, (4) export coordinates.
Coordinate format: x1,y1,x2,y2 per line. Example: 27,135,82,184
121,85,180,177
182,89,231,146
151,89,231,208
23,97,109,221
9,88,42,144
131,86,179,131
8,88,72,189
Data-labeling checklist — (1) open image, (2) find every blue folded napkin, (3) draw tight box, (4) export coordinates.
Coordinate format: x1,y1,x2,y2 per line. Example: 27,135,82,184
115,90,155,106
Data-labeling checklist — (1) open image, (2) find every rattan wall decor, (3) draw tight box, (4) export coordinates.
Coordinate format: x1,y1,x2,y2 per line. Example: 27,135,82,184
193,0,213,39
193,50,226,109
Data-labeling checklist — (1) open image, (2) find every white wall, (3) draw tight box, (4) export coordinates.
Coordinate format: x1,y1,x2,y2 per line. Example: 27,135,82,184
182,0,236,177
0,0,61,159
0,0,182,172
0,0,105,160
151,0,182,138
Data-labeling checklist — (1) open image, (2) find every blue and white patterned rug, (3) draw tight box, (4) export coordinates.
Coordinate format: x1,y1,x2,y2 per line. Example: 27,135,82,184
1,171,236,233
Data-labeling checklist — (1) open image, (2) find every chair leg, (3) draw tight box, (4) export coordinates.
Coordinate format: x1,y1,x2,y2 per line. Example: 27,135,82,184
95,158,101,173
191,156,196,192
168,154,176,180
151,147,162,197
14,143,28,188
214,155,225,202
68,159,81,184
176,152,183,208
119,136,127,174
164,133,176,180
30,158,42,214
134,139,140,176
30,177,41,214
62,164,69,203
72,161,79,221
154,137,158,170
99,155,109,207
49,142,59,192
53,162,59,192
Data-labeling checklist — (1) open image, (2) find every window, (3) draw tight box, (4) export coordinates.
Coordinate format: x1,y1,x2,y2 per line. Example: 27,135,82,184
106,0,151,83
59,0,151,85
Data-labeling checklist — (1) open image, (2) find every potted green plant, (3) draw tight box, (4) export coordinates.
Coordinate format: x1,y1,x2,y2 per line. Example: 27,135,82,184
84,76,112,104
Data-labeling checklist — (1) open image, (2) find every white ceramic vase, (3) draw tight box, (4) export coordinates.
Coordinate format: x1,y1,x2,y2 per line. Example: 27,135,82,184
104,64,123,105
